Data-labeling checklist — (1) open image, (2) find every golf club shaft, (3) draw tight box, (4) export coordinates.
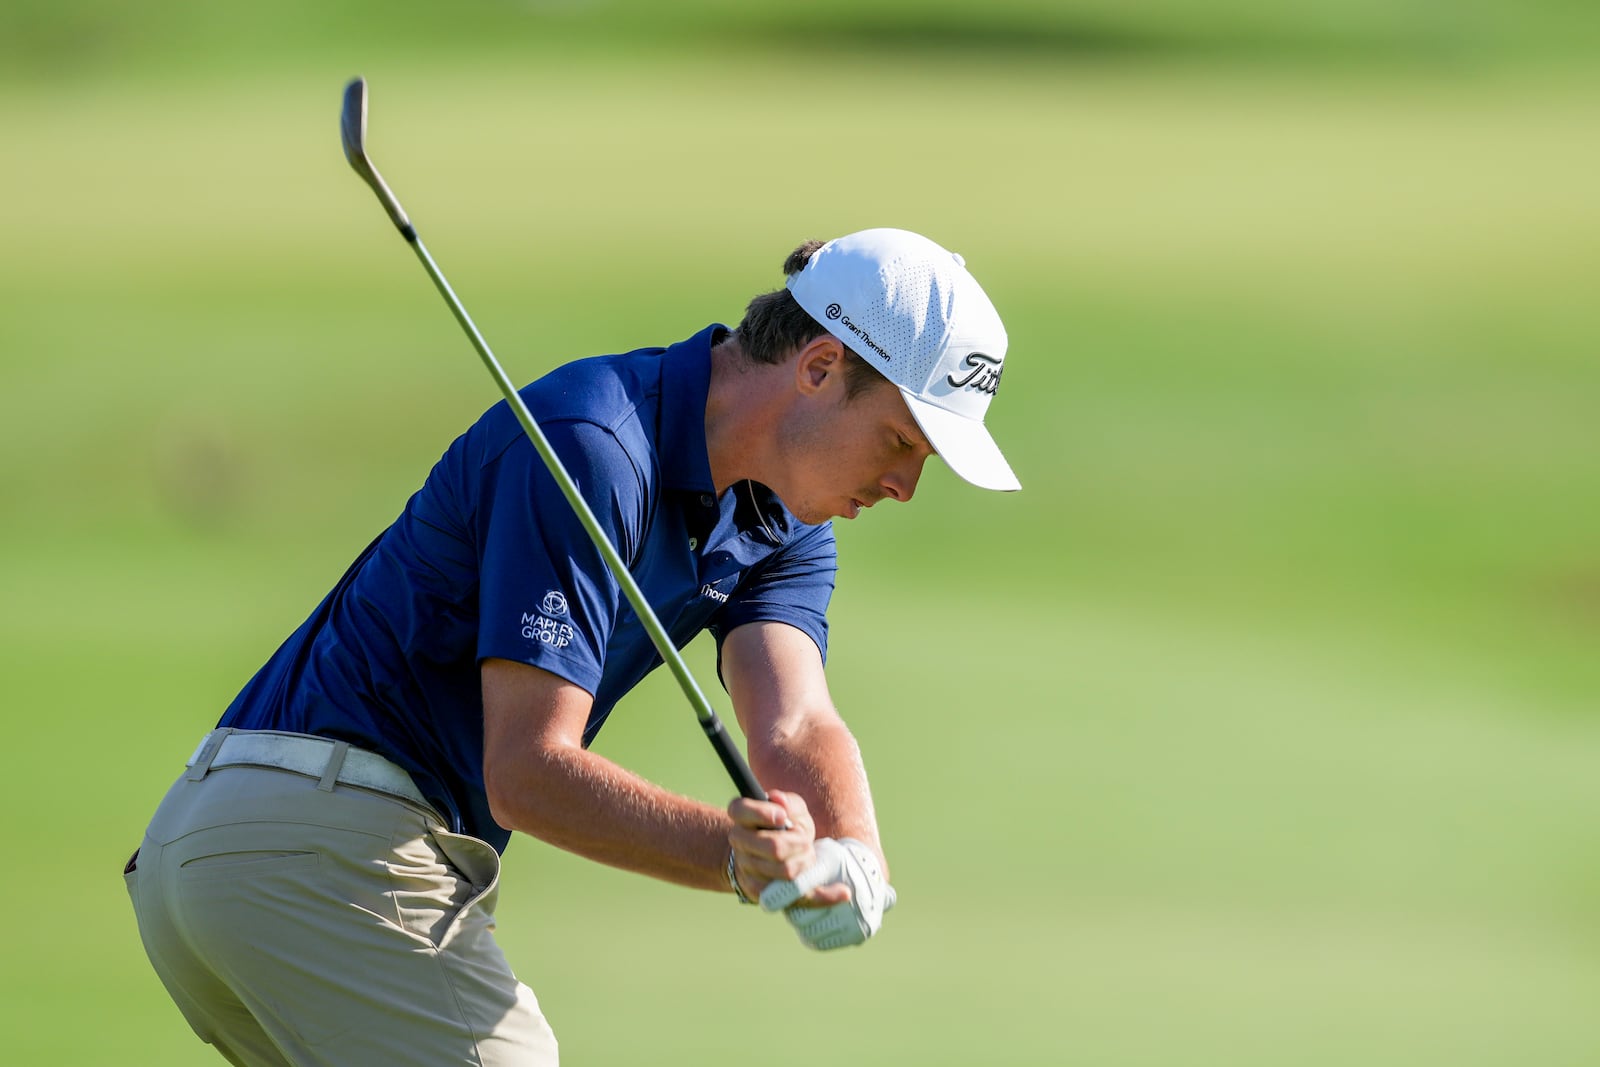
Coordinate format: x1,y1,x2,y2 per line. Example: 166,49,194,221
340,78,765,802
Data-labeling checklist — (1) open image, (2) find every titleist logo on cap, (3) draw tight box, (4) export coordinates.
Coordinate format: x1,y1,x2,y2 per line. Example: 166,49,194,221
947,352,1003,394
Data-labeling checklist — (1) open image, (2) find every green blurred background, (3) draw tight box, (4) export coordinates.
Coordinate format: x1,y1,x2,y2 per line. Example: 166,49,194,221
3,2,1597,1063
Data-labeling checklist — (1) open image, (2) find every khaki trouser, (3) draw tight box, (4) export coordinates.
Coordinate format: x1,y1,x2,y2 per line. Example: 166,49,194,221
125,741,559,1066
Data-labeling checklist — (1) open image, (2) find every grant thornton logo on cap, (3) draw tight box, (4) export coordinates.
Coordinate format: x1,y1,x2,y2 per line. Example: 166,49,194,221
786,228,1019,492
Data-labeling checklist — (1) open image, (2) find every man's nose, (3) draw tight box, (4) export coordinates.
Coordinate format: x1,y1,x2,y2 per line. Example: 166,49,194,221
880,455,925,503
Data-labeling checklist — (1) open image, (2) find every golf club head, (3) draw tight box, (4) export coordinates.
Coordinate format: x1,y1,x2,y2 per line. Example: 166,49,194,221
341,76,413,236
340,77,370,173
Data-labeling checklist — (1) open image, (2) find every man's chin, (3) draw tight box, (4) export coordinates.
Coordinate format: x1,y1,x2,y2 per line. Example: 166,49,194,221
794,503,841,526
773,491,857,526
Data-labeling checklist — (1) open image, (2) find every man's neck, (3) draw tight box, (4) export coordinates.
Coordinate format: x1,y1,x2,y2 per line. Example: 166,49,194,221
704,333,786,495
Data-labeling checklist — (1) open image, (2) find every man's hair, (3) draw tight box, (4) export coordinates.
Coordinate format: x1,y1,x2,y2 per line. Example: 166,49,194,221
735,240,885,401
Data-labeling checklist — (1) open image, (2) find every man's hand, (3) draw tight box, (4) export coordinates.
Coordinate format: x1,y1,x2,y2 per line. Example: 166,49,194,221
760,837,896,950
726,791,851,907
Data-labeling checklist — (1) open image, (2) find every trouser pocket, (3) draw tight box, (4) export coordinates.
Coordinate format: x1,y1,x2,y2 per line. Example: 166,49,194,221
432,830,502,949
387,827,502,948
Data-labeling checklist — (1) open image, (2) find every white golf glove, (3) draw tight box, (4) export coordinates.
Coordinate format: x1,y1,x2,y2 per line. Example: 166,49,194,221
759,837,896,951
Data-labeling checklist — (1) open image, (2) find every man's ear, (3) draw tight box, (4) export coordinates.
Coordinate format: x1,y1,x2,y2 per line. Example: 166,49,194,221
793,334,846,396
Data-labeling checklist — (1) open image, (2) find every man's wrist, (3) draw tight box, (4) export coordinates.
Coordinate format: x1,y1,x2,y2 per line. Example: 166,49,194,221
726,849,755,905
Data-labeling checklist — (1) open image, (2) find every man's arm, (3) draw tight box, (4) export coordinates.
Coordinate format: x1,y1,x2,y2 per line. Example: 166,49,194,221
480,657,822,893
720,620,888,902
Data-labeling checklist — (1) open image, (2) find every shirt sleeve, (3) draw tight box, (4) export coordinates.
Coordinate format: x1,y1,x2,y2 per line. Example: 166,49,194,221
473,415,646,697
710,520,837,664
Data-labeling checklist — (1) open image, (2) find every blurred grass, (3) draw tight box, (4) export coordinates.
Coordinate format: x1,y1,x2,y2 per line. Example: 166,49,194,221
5,0,1600,78
2,3,1598,1064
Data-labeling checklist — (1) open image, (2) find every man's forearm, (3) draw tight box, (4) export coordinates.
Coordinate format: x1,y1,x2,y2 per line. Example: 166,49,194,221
488,742,733,892
749,712,887,879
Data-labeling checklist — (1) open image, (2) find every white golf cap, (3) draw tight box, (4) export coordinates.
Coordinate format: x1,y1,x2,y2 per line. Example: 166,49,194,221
786,228,1019,492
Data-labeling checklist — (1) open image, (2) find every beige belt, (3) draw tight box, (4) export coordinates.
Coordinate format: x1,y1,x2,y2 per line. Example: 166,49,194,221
185,727,429,808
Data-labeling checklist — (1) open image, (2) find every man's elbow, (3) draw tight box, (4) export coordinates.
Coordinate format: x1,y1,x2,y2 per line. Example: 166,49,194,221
482,742,562,834
758,701,847,749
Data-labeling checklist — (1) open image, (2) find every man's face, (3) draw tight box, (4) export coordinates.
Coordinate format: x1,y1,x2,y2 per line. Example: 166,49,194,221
773,358,935,525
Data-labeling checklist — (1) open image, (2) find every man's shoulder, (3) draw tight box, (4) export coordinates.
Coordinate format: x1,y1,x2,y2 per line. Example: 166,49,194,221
443,348,662,497
526,347,665,434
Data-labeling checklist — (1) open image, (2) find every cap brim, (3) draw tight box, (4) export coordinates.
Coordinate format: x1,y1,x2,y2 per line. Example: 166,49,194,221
901,390,1021,492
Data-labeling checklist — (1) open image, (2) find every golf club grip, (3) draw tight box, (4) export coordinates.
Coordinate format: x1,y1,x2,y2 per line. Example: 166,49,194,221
704,716,766,801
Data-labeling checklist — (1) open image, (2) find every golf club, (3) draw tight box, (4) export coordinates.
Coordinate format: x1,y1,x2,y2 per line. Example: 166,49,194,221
339,76,766,802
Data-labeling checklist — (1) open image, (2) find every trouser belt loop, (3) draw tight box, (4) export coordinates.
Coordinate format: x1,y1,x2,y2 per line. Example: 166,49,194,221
185,727,234,781
317,740,351,792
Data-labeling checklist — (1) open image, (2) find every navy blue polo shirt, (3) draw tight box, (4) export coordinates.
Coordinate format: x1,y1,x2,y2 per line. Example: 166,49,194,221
220,325,837,852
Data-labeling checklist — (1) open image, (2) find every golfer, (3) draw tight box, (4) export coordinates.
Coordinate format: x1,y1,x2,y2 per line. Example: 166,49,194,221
125,228,1018,1065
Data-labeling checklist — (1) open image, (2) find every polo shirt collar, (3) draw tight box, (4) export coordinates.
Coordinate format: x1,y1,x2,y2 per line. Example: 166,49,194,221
657,323,725,494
